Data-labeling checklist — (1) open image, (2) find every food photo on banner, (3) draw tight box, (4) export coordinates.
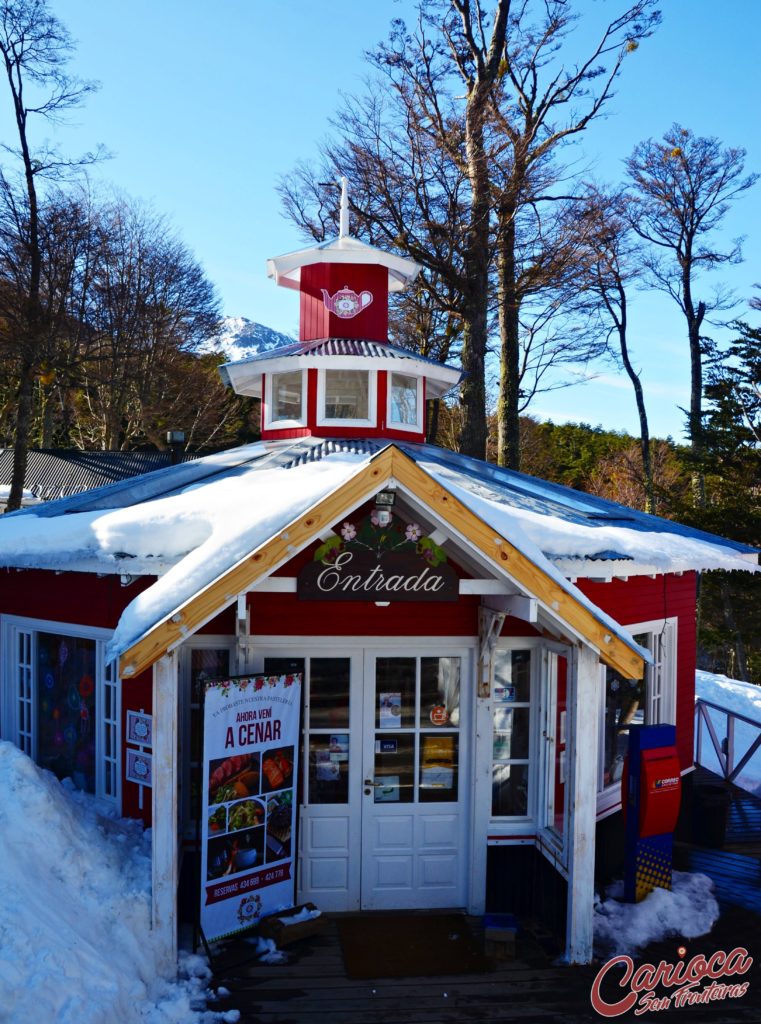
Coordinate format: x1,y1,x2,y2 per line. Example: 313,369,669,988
199,673,301,944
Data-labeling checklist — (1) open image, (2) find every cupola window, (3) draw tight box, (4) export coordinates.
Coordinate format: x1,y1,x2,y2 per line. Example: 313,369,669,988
388,371,423,431
318,369,375,426
266,369,306,427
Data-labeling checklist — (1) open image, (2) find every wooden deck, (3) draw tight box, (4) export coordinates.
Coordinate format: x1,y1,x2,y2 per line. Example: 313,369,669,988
210,918,602,1024
210,770,761,1023
210,907,761,1023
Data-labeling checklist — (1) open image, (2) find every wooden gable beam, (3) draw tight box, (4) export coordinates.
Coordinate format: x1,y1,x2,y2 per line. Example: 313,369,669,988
119,444,644,681
119,448,398,679
386,448,644,680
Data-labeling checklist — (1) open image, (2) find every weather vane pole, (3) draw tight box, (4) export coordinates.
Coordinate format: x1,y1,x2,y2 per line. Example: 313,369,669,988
339,176,349,238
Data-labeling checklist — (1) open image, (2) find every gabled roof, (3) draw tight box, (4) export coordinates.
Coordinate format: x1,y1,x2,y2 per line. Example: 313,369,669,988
0,437,754,681
218,337,463,400
111,445,648,681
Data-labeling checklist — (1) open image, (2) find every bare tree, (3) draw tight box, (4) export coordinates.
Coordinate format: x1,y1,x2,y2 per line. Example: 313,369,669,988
0,182,98,448
491,0,660,468
345,1,512,459
626,124,758,500
76,196,220,451
573,185,659,509
281,1,659,466
0,0,103,510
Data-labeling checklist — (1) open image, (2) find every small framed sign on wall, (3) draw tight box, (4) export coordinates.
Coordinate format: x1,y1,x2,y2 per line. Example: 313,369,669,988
126,710,153,747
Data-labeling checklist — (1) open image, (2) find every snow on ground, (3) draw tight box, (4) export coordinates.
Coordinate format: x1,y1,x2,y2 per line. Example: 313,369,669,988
0,742,238,1024
593,872,720,956
696,671,761,796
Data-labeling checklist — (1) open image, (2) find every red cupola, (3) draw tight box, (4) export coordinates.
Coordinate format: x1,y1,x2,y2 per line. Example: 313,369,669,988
219,179,462,443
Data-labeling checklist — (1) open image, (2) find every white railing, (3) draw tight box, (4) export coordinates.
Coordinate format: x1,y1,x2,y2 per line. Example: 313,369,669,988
695,697,761,783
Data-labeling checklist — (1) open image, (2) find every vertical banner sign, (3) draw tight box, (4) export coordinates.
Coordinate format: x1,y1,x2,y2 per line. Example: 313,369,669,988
200,674,301,943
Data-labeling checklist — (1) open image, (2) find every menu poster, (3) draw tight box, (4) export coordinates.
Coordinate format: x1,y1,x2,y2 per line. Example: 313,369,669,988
200,673,301,944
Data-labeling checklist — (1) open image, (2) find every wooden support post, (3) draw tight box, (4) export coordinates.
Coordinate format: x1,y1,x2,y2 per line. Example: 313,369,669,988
565,643,600,964
152,651,179,978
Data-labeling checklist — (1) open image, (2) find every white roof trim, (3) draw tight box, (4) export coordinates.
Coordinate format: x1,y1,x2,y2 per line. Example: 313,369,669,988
266,234,421,292
221,354,461,399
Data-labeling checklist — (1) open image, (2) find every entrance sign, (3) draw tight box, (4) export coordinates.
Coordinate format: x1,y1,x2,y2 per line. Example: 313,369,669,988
298,514,458,602
200,673,302,943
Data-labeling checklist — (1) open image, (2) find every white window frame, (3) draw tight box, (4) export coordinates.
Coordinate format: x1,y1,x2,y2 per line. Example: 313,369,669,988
0,614,119,805
487,638,543,837
596,616,677,818
264,369,307,430
317,368,377,428
387,371,424,433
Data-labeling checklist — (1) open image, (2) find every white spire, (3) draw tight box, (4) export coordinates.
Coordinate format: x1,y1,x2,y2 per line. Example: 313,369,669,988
338,176,349,238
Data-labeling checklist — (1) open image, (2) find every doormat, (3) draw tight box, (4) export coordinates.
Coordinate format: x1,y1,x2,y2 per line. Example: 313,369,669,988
336,913,492,979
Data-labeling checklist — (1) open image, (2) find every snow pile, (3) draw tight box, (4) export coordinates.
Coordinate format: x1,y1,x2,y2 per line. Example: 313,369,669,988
696,671,761,796
243,936,288,965
594,872,720,956
0,742,238,1024
420,458,759,576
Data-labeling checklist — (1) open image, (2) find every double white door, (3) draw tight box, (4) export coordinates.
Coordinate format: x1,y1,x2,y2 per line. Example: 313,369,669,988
257,645,471,912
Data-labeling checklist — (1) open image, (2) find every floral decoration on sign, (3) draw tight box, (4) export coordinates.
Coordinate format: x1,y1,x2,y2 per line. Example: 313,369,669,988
236,893,263,926
315,514,447,567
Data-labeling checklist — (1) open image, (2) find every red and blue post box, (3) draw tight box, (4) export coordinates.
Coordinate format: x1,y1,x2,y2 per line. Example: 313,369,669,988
622,724,682,902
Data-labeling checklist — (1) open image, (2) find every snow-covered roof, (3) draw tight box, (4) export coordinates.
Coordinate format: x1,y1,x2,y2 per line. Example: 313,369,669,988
0,437,755,665
218,337,463,399
267,233,421,292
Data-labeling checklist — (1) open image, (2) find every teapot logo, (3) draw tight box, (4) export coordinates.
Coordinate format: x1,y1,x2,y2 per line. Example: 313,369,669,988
321,286,373,319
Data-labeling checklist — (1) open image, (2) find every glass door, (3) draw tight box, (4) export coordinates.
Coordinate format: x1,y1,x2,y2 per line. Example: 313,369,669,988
260,651,363,911
361,651,468,910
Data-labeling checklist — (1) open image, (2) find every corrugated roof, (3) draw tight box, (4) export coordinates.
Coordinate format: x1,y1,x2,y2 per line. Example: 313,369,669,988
0,449,200,503
221,336,460,373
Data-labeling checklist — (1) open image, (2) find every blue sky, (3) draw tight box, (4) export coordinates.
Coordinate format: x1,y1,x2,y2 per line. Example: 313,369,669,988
5,1,761,441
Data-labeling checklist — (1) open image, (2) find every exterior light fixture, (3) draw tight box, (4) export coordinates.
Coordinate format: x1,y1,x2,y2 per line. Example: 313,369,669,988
375,489,396,527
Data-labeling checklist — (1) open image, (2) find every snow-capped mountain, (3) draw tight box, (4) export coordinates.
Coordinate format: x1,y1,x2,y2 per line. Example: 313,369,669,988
202,316,295,363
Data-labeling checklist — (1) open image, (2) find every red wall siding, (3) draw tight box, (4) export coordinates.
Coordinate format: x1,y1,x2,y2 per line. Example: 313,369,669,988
300,263,389,342
1,562,698,823
577,573,697,771
0,567,153,627
249,590,480,637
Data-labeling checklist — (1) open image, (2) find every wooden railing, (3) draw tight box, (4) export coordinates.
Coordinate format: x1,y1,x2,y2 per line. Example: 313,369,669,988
695,697,761,783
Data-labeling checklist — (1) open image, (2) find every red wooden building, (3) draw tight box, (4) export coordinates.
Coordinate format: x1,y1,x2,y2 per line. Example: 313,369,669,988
0,185,757,971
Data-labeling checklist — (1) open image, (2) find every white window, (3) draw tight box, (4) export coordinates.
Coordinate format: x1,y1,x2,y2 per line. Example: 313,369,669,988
491,648,533,818
1,616,119,803
597,618,677,810
388,372,423,432
264,369,306,428
317,369,376,427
